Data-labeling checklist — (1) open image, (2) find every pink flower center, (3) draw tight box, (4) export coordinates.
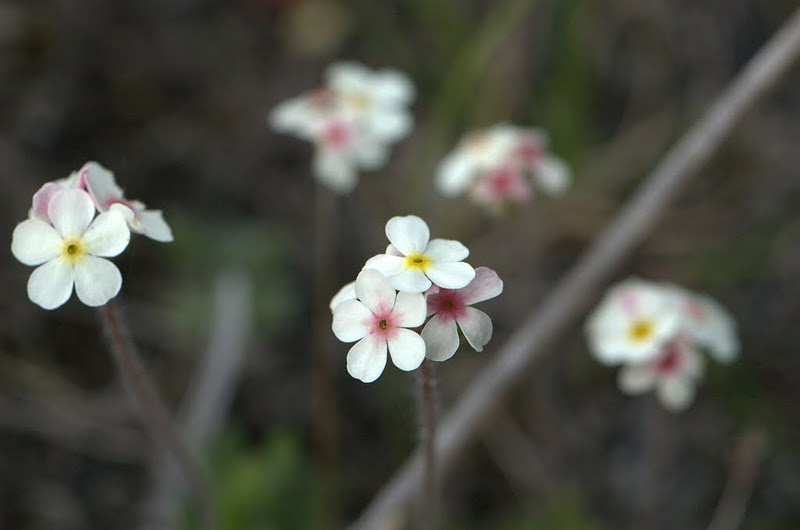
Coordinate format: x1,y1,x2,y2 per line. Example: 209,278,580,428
322,120,351,150
427,290,467,320
370,309,397,340
514,137,542,164
655,342,683,375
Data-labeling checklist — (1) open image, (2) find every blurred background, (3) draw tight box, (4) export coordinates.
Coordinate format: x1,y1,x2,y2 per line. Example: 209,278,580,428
1,0,799,528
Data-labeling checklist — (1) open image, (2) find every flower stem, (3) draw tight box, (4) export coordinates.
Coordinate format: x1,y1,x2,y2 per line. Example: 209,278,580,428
417,359,439,529
99,301,217,530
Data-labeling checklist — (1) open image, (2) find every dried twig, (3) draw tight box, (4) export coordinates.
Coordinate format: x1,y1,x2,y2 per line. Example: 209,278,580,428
350,9,800,529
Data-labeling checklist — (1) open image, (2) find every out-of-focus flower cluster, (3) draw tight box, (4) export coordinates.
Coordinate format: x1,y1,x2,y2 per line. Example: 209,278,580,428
269,62,414,194
436,124,571,213
11,162,173,310
585,278,738,411
330,215,503,383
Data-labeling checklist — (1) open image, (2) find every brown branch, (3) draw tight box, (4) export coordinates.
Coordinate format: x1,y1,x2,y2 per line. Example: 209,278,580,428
350,8,800,529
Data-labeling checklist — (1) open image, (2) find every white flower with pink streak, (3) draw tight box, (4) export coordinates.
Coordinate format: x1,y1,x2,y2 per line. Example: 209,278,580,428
332,269,427,383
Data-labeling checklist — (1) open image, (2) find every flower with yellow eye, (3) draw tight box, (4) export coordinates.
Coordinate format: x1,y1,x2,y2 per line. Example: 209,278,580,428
11,188,130,309
363,215,475,293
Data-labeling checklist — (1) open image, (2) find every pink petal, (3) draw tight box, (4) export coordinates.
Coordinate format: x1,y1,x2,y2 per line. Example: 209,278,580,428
31,182,64,222
460,267,503,305
456,307,493,352
81,162,124,212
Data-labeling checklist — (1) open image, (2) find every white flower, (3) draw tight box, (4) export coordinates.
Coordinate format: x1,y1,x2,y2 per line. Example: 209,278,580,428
421,267,503,361
11,188,130,309
80,162,174,243
618,337,705,411
585,278,682,365
363,215,475,293
332,269,427,383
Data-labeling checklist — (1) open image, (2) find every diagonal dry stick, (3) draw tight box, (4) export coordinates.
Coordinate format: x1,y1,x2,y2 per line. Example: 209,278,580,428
350,8,800,529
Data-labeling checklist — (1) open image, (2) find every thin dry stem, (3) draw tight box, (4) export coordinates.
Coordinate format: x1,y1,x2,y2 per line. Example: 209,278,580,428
416,359,439,529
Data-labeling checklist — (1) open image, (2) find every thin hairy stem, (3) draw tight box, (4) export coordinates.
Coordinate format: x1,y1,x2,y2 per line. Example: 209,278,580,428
99,301,217,530
416,359,439,529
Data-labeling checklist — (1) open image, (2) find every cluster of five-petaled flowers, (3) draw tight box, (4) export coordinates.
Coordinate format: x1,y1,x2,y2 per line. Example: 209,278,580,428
330,215,503,383
11,162,173,310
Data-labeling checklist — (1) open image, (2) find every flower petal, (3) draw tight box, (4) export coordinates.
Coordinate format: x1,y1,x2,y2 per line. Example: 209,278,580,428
657,377,695,411
27,259,75,310
421,315,460,361
82,210,131,257
617,365,657,394
387,328,426,371
11,219,62,266
385,215,429,255
48,189,95,239
313,148,358,195
329,281,357,312
372,69,415,105
73,256,122,306
425,239,469,262
363,254,406,277
426,261,475,290
435,152,478,197
81,162,123,211
138,210,174,242
533,155,571,197
31,182,65,222
456,307,493,352
332,299,373,342
366,110,412,143
389,269,431,293
354,269,396,314
347,335,388,383
392,291,426,328
460,267,503,305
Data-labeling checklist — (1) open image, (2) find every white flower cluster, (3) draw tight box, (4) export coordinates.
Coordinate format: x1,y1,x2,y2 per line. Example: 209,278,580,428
330,215,503,383
585,278,739,411
436,124,571,212
11,162,174,309
269,62,414,195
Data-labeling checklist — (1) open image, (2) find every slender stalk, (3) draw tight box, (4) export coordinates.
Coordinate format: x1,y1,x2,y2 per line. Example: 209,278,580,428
99,301,217,530
416,359,439,529
350,9,800,529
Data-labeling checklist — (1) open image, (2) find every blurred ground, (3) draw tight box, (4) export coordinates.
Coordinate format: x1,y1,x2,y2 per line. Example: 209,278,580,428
1,0,799,529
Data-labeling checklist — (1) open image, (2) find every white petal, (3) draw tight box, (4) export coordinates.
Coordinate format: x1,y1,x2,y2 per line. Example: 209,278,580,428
327,62,369,93
657,377,696,411
353,137,389,169
435,152,478,197
532,155,571,196
426,261,475,290
387,328,426,371
460,267,503,305
365,111,413,143
313,148,358,195
354,269,396,314
11,219,62,266
389,269,431,293
73,256,122,307
372,69,415,105
49,189,95,239
385,215,429,255
332,299,373,343
456,307,493,352
82,211,130,257
81,162,123,211
425,239,469,262
31,182,65,222
363,254,406,277
346,335,388,383
617,365,657,394
27,259,75,310
137,210,174,242
421,315,460,361
392,291,426,328
329,281,357,312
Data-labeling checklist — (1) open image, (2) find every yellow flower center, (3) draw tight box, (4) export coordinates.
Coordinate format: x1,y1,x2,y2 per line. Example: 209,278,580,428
346,91,372,111
60,237,87,264
628,318,654,343
404,253,432,271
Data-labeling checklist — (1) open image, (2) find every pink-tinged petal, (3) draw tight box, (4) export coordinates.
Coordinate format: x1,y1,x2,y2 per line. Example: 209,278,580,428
82,210,130,258
81,162,124,211
385,215,429,255
137,210,174,242
73,256,122,307
392,291,426,328
387,328,426,371
460,267,503,305
617,365,657,394
11,219,62,266
363,254,406,277
27,259,75,310
48,189,95,239
354,269,396,314
31,182,64,222
426,261,475,290
389,269,431,293
347,335,388,383
425,239,469,262
456,307,492,352
421,315,460,362
332,299,373,342
656,377,695,411
329,281,357,312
